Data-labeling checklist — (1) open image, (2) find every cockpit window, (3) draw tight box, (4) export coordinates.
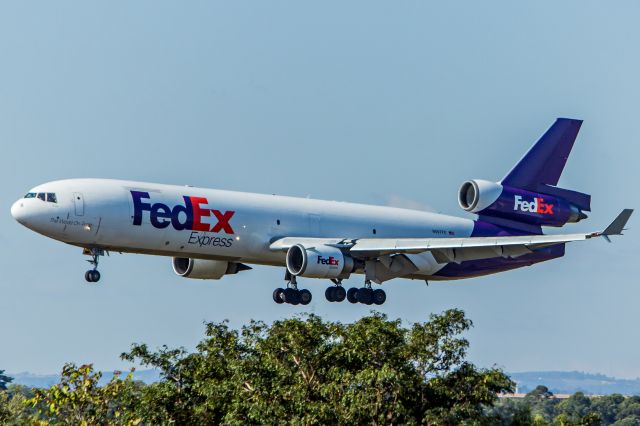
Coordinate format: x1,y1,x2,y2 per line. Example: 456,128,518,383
24,192,57,203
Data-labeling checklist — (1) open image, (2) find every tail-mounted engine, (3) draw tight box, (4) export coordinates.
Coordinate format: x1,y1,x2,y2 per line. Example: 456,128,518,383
458,179,589,227
286,244,355,279
172,257,251,280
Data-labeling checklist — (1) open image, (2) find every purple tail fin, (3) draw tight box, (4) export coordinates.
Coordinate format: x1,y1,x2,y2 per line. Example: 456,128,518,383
501,118,590,211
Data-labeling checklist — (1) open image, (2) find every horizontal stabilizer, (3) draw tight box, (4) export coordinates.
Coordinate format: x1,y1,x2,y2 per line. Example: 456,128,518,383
602,209,634,236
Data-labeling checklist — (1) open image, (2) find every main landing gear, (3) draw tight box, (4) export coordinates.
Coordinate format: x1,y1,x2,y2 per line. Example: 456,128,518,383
273,275,388,306
325,278,346,302
84,248,104,283
346,280,386,305
273,273,312,305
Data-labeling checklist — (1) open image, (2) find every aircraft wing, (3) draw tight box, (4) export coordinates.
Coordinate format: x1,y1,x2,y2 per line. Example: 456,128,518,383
270,209,633,263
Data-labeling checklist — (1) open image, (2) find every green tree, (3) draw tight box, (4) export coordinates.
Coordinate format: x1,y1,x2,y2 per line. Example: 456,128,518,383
616,396,640,424
591,393,625,424
526,385,560,422
556,392,593,422
26,363,142,425
0,385,33,425
487,397,535,425
0,370,12,391
122,309,513,425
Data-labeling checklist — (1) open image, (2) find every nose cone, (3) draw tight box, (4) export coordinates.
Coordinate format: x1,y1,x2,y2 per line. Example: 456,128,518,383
11,199,26,224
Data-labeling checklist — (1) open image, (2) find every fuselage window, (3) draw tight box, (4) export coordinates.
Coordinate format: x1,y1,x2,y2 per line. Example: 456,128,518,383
24,193,36,199
37,193,46,201
47,193,57,203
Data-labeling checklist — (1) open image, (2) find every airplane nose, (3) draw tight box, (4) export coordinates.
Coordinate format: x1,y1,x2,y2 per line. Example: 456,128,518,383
11,200,26,224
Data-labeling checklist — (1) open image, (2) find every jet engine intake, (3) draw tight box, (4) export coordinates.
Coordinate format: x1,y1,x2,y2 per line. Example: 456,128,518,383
458,179,504,213
458,179,588,227
286,244,354,279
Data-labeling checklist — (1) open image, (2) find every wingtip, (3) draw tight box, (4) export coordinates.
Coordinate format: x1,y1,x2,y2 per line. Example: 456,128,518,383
602,209,634,236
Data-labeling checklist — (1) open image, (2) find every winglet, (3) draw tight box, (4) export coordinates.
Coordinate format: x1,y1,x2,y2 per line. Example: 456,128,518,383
602,209,634,236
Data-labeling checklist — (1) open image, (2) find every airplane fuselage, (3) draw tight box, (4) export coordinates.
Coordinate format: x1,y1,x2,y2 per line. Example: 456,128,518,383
11,178,562,283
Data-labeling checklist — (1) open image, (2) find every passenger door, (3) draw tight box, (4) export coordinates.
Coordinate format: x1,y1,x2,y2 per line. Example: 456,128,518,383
73,192,84,216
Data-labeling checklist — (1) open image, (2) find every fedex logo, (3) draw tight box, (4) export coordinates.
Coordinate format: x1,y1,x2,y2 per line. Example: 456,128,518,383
317,256,340,267
131,191,235,234
514,195,554,215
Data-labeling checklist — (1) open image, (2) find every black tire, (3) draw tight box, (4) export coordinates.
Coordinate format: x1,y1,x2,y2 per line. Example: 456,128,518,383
372,289,386,305
85,271,93,282
357,287,373,305
273,288,285,304
299,289,312,305
325,286,336,302
91,270,101,282
284,288,300,305
347,287,358,304
334,286,346,302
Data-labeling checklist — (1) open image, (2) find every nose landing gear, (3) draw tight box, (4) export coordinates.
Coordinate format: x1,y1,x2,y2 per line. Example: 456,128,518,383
84,248,104,283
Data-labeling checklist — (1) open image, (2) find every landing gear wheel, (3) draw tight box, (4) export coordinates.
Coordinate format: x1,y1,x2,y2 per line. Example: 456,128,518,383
84,248,104,283
372,289,386,305
273,288,285,304
347,287,358,304
357,287,373,305
299,289,312,305
325,287,336,302
85,270,100,283
334,286,346,302
284,288,300,305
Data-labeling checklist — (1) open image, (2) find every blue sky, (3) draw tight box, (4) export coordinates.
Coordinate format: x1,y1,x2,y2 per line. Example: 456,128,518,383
1,1,638,377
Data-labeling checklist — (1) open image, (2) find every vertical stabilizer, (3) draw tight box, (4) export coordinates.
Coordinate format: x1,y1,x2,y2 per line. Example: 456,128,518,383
500,118,590,212
502,118,583,190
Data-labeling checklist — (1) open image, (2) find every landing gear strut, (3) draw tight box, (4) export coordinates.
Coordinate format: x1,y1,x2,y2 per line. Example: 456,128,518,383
273,272,312,305
84,248,104,283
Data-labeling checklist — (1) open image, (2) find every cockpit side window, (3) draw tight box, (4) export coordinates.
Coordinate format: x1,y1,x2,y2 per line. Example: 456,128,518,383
47,193,57,203
37,193,46,201
24,192,36,199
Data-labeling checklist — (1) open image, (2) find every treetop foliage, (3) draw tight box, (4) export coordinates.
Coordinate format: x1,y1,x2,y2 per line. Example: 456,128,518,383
3,310,640,424
1,309,515,425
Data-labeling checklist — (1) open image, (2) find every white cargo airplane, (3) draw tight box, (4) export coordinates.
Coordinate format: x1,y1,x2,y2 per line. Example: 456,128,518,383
11,119,632,305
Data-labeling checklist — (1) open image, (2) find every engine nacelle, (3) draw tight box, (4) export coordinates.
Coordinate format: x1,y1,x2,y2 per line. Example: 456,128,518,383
286,244,354,279
172,257,251,280
458,179,587,227
458,180,504,213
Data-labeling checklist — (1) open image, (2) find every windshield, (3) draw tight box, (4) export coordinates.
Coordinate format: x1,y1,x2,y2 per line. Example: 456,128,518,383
26,192,57,203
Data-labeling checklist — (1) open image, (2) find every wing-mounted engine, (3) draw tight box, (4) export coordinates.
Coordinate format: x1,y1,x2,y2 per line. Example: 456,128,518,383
458,179,589,227
172,257,252,280
286,244,355,279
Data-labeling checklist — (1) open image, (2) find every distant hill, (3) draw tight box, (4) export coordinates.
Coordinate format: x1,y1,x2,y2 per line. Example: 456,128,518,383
9,369,161,388
511,371,640,395
9,369,640,395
